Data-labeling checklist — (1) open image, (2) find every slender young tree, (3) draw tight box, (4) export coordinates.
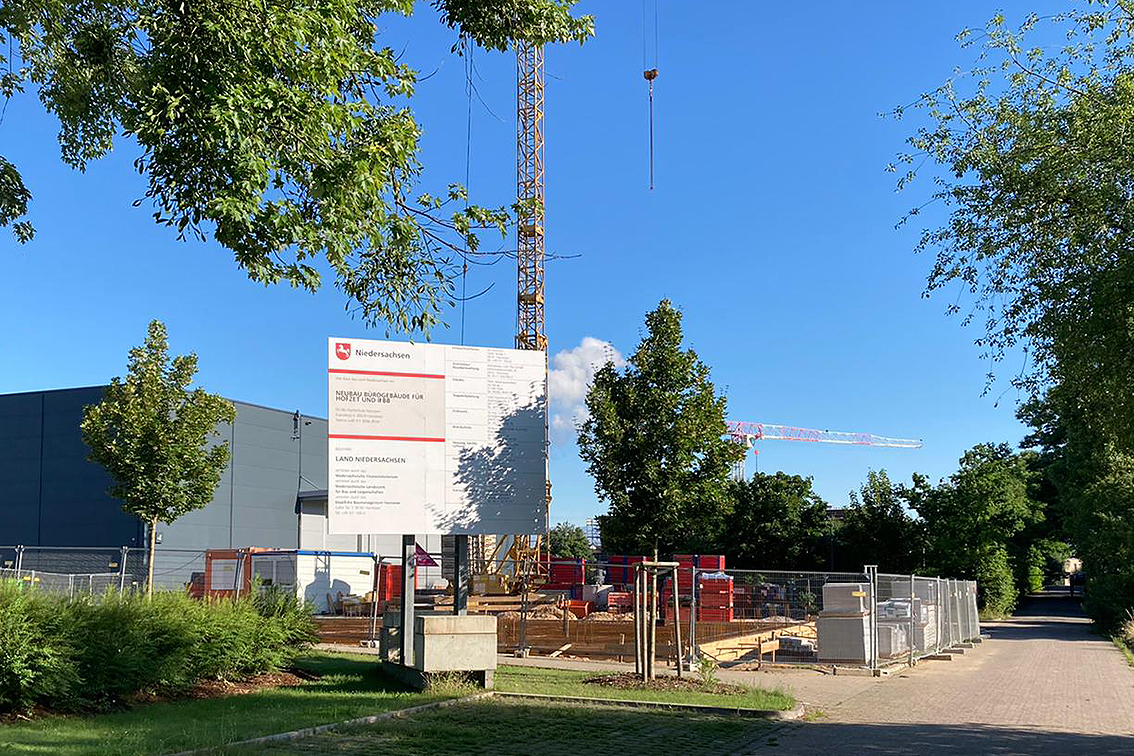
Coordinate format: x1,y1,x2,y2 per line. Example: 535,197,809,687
578,299,742,557
81,321,235,596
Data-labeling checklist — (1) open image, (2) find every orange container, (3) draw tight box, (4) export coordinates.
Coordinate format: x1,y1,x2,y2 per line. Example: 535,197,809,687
566,599,593,619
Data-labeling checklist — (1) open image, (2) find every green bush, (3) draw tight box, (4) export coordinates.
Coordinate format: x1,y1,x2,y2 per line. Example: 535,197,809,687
0,582,78,712
976,545,1017,617
0,582,316,714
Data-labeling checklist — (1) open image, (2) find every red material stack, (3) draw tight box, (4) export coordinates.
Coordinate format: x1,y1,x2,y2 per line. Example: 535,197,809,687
606,591,633,613
658,586,692,625
377,563,418,602
605,556,627,585
546,557,585,589
698,555,725,571
673,554,725,596
675,554,696,595
698,573,734,622
607,555,647,587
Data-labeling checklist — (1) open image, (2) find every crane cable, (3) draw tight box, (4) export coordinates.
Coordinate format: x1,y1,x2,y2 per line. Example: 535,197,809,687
461,46,473,345
643,0,659,190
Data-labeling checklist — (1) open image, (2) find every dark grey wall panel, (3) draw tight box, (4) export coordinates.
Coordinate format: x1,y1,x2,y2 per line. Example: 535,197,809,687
0,392,44,544
39,388,143,547
0,389,329,552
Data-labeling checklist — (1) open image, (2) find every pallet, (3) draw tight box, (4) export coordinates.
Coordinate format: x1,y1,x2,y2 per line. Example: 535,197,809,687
697,622,815,663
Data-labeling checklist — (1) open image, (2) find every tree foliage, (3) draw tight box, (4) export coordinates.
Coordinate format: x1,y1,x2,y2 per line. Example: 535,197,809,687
896,2,1134,448
723,473,829,570
578,300,742,557
894,2,1134,623
0,0,592,332
1020,386,1134,629
548,522,592,561
837,470,922,574
80,320,235,595
908,444,1041,615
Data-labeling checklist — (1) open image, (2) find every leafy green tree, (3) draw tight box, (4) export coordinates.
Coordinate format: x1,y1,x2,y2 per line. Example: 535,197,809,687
0,1,592,332
81,321,235,596
578,300,742,557
896,4,1134,449
548,523,592,561
723,473,829,570
910,444,1041,614
1020,386,1134,629
837,470,922,573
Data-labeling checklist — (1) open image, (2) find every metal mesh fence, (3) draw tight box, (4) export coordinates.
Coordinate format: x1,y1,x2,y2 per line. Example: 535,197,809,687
0,547,983,669
0,568,122,598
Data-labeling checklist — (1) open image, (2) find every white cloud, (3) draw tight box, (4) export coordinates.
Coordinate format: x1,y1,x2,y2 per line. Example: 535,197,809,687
548,336,624,443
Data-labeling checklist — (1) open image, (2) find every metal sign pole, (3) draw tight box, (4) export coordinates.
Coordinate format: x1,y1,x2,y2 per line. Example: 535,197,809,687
453,535,469,616
400,535,416,667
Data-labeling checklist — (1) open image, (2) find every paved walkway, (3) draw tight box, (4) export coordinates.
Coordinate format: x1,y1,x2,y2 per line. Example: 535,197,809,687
503,591,1134,755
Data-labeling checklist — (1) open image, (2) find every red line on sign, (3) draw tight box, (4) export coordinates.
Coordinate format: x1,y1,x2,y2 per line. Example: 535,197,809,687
328,434,445,442
328,369,445,379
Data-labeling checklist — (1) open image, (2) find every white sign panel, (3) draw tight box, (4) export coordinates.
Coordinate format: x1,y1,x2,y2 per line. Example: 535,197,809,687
327,338,547,535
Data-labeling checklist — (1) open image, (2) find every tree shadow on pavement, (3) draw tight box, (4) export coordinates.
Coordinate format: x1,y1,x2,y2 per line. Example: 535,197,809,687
227,699,1134,756
981,589,1101,643
771,721,1134,756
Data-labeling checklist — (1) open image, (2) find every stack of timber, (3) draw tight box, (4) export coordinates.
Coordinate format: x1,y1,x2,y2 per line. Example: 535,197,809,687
315,616,377,644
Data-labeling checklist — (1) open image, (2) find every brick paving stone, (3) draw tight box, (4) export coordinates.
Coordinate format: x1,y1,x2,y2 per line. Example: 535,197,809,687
286,592,1134,756
755,591,1134,755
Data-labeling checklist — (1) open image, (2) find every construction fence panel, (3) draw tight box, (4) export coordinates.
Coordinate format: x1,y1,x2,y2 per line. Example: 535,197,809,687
875,573,947,663
688,569,871,666
0,567,123,598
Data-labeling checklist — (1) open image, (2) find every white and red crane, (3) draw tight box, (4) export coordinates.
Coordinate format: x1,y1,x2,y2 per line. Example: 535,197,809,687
725,420,923,477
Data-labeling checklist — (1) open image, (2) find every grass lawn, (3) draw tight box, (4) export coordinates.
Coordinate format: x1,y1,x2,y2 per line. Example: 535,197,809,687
495,665,795,710
0,657,792,756
0,652,450,756
230,698,785,756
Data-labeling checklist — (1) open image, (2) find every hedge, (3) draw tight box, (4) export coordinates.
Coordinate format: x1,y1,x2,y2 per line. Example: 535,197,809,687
0,581,316,714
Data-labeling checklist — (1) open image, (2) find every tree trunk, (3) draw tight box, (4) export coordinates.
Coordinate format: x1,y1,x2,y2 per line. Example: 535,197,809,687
147,517,157,599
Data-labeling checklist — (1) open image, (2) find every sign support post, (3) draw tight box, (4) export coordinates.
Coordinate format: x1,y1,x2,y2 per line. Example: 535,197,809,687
453,534,469,615
400,535,416,667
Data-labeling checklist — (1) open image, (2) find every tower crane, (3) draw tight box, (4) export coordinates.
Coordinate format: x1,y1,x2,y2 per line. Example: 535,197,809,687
475,39,547,592
725,420,923,478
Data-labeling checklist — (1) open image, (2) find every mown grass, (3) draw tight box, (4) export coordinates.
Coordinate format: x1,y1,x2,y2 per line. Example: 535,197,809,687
0,652,448,756
231,698,781,756
495,665,794,710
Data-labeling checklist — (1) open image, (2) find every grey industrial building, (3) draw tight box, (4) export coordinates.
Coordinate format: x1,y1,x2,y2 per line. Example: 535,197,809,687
0,386,444,583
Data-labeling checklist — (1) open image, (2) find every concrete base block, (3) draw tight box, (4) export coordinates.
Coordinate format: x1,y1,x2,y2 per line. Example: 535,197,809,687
924,653,954,661
956,642,975,648
945,647,967,655
381,661,494,691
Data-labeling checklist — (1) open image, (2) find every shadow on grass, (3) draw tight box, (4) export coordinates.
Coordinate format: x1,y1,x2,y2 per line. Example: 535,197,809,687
229,699,1134,756
495,665,794,711
0,653,435,756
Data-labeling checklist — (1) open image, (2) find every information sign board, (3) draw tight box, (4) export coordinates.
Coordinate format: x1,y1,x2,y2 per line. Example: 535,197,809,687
327,338,546,535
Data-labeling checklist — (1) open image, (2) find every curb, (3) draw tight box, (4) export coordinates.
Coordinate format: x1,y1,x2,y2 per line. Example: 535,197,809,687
160,691,494,755
492,691,805,720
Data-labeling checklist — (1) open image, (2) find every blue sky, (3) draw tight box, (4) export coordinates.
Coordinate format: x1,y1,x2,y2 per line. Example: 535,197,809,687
0,3,1057,527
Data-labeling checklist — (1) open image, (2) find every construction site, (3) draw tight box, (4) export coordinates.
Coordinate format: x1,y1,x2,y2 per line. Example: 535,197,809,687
10,1,1134,755
0,3,983,684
